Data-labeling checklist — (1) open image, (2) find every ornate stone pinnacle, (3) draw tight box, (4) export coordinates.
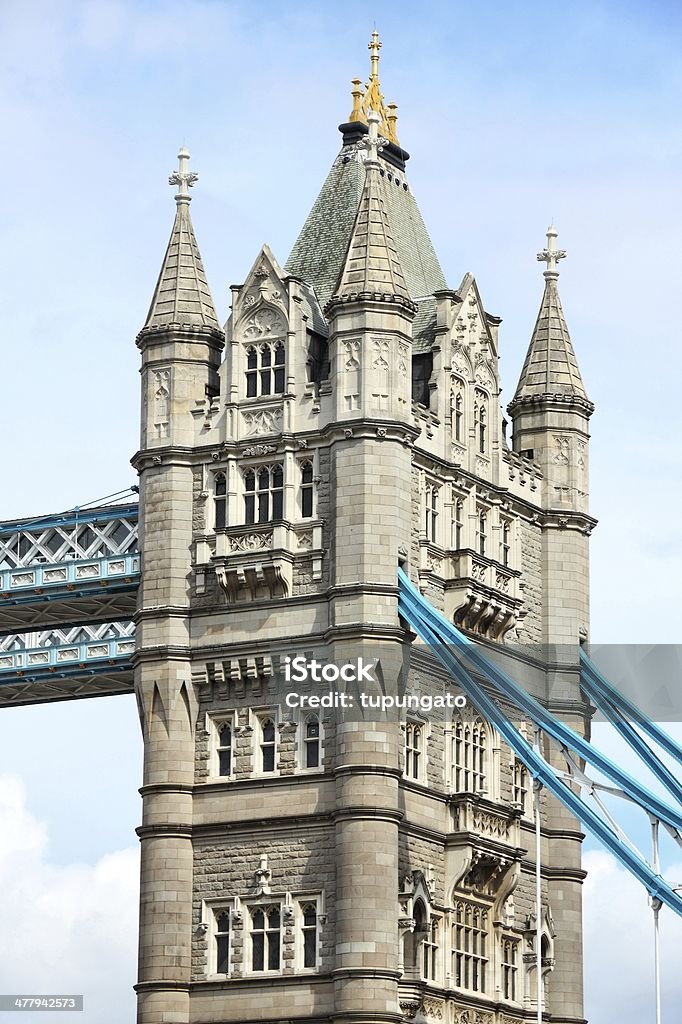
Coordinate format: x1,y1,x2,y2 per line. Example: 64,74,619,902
537,223,566,277
168,146,198,203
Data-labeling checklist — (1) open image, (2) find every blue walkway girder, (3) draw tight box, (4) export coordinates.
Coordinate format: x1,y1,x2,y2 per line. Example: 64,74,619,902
0,633,135,707
0,553,140,634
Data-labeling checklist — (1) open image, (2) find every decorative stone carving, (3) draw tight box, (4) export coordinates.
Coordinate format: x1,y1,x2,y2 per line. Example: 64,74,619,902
474,357,494,390
228,532,273,552
553,435,570,465
243,443,277,457
400,1000,422,1021
242,409,282,437
426,553,442,573
451,342,470,375
453,1011,494,1024
471,560,486,582
398,342,408,376
471,808,510,840
243,306,285,338
344,339,361,368
153,368,170,439
422,1000,444,1020
254,854,271,895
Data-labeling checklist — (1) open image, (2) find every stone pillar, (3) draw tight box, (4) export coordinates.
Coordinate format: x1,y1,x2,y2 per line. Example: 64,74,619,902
133,464,197,1024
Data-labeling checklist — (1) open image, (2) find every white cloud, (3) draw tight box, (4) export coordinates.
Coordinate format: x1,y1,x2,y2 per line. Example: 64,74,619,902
583,849,682,1023
0,776,138,1022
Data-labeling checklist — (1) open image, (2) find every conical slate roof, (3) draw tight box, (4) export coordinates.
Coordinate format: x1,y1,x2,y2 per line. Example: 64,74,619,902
330,151,413,306
512,276,589,404
144,151,220,332
285,126,446,311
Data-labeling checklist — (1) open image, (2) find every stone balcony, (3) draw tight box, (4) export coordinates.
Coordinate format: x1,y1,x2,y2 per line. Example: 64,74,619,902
196,521,323,603
446,794,523,905
419,545,523,641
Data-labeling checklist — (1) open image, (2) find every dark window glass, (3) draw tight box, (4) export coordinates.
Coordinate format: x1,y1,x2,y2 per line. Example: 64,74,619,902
267,908,281,969
244,470,256,524
214,473,227,530
302,903,317,967
305,716,320,768
216,912,230,973
261,718,276,772
412,354,433,407
218,723,232,776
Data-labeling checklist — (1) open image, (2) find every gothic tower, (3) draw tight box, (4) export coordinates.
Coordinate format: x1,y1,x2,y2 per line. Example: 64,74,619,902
132,34,594,1024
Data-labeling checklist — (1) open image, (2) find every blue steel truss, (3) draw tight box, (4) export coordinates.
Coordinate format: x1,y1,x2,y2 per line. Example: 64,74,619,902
0,501,139,697
398,567,682,919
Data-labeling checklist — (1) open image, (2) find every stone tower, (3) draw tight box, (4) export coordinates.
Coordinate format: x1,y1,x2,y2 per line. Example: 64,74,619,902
132,34,594,1024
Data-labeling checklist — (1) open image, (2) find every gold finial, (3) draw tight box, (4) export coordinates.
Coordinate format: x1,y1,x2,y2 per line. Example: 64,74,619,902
369,29,382,79
349,78,364,123
346,30,400,145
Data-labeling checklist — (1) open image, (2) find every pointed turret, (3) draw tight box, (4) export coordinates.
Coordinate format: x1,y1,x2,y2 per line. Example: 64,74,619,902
328,110,415,311
508,225,596,647
143,147,220,331
509,225,592,411
135,148,224,450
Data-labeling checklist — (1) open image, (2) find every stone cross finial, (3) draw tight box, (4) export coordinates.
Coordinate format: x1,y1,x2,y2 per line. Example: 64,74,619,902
537,224,566,277
168,147,198,203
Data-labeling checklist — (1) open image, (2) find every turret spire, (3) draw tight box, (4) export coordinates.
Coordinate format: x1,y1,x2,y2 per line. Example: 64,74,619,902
327,110,414,311
509,225,592,411
142,148,220,332
347,30,399,144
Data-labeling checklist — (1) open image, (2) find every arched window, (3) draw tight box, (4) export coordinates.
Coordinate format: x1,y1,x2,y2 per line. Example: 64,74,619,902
452,717,487,793
502,520,511,567
451,901,488,993
214,472,227,530
217,722,232,776
477,510,487,557
452,497,464,549
300,461,314,519
454,392,463,442
425,482,439,543
251,905,281,971
301,902,318,968
501,937,519,1000
474,389,489,456
246,347,258,397
304,714,321,768
422,916,439,982
260,717,276,773
512,758,529,813
215,910,231,974
245,343,286,398
244,465,284,524
404,721,423,780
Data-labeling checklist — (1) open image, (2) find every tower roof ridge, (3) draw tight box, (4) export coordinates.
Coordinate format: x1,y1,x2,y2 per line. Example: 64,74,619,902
143,148,221,333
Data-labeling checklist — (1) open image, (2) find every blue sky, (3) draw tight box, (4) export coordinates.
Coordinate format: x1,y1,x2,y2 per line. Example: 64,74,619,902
1,1,682,1021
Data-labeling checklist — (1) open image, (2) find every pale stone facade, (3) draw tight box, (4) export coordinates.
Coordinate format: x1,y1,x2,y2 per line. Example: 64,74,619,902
131,55,594,1024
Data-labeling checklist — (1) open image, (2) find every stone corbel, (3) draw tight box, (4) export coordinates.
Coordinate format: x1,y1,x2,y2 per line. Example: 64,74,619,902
254,854,271,896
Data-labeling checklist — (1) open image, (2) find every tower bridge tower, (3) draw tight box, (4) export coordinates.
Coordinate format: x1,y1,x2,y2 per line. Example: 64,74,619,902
132,34,594,1024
